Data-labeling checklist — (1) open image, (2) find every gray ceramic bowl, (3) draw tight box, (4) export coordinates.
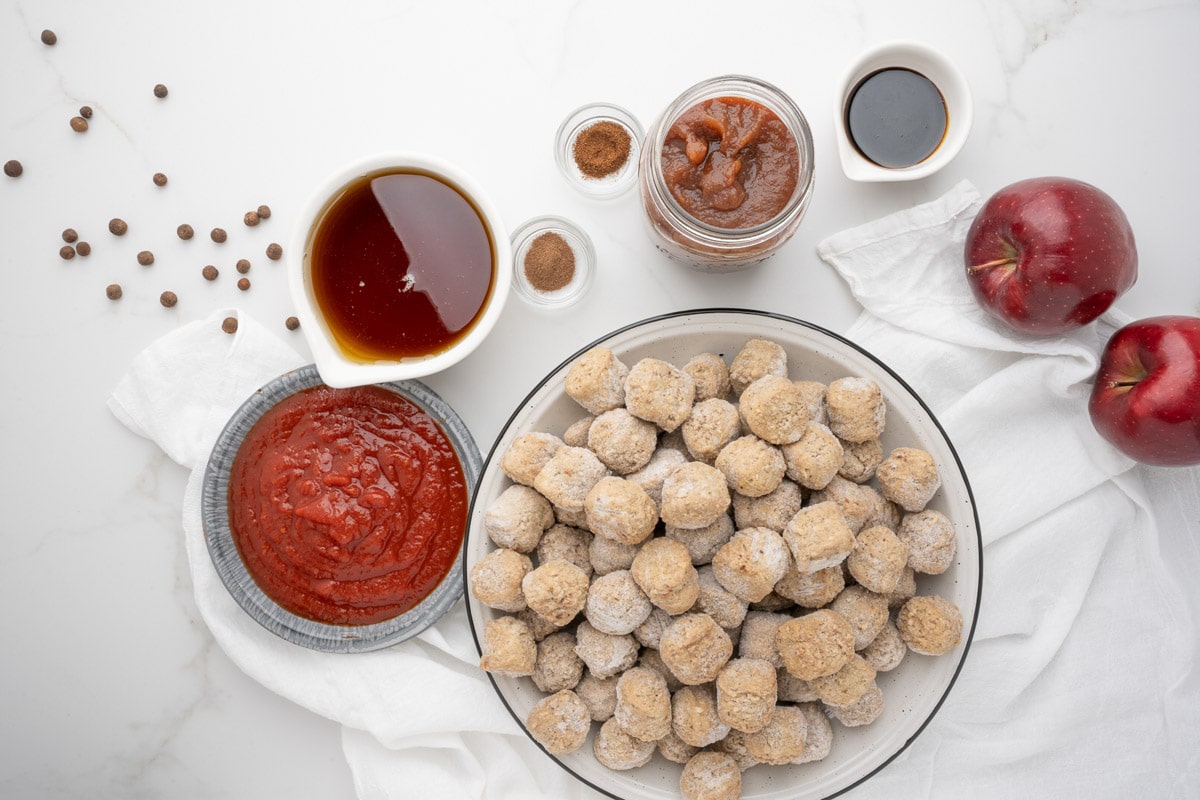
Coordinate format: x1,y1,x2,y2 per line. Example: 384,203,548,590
202,364,481,653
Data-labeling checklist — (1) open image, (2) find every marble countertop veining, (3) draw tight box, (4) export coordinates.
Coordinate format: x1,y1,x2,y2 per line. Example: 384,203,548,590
1,0,1197,797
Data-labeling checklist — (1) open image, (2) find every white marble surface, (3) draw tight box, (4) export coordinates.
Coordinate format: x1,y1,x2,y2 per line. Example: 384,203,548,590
1,0,1197,797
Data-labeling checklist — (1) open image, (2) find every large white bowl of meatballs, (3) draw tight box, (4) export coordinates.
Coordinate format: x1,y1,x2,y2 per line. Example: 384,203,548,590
464,309,982,800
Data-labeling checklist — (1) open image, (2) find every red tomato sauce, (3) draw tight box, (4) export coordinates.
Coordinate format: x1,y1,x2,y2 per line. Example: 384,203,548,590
228,384,467,626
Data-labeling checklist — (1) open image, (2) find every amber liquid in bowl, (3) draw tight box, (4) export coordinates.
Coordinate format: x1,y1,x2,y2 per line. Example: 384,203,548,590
310,169,495,361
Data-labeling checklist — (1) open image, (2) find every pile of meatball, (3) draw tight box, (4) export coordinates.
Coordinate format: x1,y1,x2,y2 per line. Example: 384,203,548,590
471,338,964,800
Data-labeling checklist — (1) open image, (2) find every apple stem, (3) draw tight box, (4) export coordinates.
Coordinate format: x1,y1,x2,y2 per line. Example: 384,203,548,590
1109,380,1140,389
966,257,1016,275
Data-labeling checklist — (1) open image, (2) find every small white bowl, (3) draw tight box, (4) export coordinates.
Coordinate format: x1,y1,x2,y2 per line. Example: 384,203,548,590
288,152,511,388
834,41,973,182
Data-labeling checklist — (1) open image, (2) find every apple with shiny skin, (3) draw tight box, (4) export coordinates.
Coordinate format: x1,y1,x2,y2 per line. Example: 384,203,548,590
964,177,1138,335
1089,315,1200,467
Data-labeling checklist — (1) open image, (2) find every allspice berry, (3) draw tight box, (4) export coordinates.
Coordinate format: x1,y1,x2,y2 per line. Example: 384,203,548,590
243,211,260,227
152,172,167,187
160,290,178,308
285,316,300,331
79,105,93,119
153,83,169,98
236,258,251,274
106,283,122,301
222,316,238,334
137,250,154,266
70,116,88,133
237,277,250,291
201,264,218,281
177,223,194,240
210,227,227,243
40,29,57,46
59,245,76,260
265,242,282,260
109,218,128,236
3,160,22,178
62,228,78,243
257,204,272,219
76,241,91,256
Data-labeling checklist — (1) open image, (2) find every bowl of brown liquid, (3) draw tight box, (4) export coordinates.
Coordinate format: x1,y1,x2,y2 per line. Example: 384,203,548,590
288,153,512,387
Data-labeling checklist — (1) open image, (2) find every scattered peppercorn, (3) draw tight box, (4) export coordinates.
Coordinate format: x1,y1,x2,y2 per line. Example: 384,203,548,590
266,242,282,260
109,218,128,236
79,105,93,119
153,83,168,98
285,316,300,331
137,250,154,266
75,241,91,256
62,228,78,243
210,227,227,243
201,264,218,281
40,29,56,46
3,160,22,178
70,116,88,133
106,283,122,300
222,316,238,334
152,172,167,187
257,204,272,219
59,245,75,260
243,210,260,227
236,258,251,274
177,223,194,240
237,277,250,291
160,290,178,308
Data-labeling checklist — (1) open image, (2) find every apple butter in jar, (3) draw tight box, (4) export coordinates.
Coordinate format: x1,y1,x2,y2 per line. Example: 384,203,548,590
638,75,815,272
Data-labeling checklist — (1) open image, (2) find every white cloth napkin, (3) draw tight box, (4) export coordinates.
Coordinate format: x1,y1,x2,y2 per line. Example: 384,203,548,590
109,180,1200,800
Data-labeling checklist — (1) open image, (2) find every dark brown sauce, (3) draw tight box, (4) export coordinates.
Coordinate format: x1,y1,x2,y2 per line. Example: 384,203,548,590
309,169,494,361
846,68,947,169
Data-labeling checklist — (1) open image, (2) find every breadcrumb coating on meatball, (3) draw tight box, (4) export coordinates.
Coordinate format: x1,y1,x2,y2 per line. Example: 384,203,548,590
847,525,910,595
683,352,732,402
775,562,845,609
672,683,730,748
711,527,791,603
574,620,640,678
682,398,742,463
743,703,808,765
562,416,595,448
898,509,957,575
781,422,844,491
839,437,883,484
534,445,609,513
586,569,653,635
695,565,749,630
809,653,876,707
861,620,907,673
624,357,697,432
792,702,833,764
715,435,787,498
827,683,884,727
590,534,639,576
831,585,890,651
680,751,742,800
660,613,734,686
501,431,564,486
585,475,659,546
657,729,700,765
536,524,594,578
588,407,658,475
666,513,736,566
809,475,879,533
731,479,803,532
532,631,585,693
565,346,629,415
632,537,701,615
479,615,537,677
776,609,854,681
661,461,732,530
876,447,941,512
523,559,590,626
575,669,619,721
740,374,811,445
729,338,788,396
737,610,790,669
614,666,672,742
826,376,886,443
782,500,856,575
897,594,963,655
594,717,656,770
469,547,532,612
626,446,688,510
716,657,778,733
526,689,592,754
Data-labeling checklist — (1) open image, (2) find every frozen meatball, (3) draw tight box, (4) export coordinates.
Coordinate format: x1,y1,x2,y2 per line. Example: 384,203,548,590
792,702,833,764
793,380,828,425
750,591,794,613
732,479,803,532
729,338,787,396
585,476,658,545
554,504,590,531
575,669,619,721
523,559,590,626
782,501,856,574
847,525,909,595
661,461,731,530
680,752,741,800
809,475,877,533
827,683,884,727
862,620,907,673
634,606,676,649
682,398,742,463
590,534,639,576
532,631,585,693
775,563,845,609
626,446,688,510
615,666,672,742
565,346,629,415
684,352,732,402
574,620,640,678
776,609,854,680
826,377,885,443
776,670,820,703
715,435,786,498
632,537,701,615
470,547,532,612
526,689,591,755
897,594,963,655
534,446,609,513
562,415,594,448
593,717,656,770
537,524,593,578
862,488,902,531
743,704,807,765
810,653,876,707
716,657,777,733
712,729,759,772
500,431,564,486
695,565,749,630
484,484,554,553
657,729,700,765
479,616,537,677
624,357,696,432
711,527,791,603
666,513,735,566
672,684,730,748
588,407,658,475
898,509,957,575
885,566,917,609
516,607,562,641
660,613,734,685
740,375,810,445
839,438,883,484
781,422,843,491
586,569,653,635
737,611,790,669
877,447,941,512
831,585,890,651
639,647,684,694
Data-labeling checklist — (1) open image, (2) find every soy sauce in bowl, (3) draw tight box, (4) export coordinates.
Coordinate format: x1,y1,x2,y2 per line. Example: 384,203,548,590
845,68,947,169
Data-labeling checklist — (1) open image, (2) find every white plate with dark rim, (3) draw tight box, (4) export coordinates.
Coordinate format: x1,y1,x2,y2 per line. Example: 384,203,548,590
464,309,982,799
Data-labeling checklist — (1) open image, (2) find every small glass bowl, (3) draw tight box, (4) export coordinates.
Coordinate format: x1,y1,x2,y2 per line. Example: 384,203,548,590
511,216,595,309
554,103,643,200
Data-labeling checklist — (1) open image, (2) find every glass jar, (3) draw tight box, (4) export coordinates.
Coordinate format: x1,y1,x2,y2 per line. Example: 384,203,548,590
638,75,815,273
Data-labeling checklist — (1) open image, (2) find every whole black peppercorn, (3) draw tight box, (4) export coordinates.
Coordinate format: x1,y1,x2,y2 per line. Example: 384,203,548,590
79,105,93,119
153,83,168,98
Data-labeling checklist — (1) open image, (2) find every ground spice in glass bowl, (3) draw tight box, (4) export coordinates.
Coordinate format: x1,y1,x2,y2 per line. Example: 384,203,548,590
510,216,595,308
555,103,643,200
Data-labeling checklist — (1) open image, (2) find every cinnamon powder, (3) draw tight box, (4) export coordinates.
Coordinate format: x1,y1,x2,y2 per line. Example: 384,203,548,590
572,121,632,179
524,232,576,293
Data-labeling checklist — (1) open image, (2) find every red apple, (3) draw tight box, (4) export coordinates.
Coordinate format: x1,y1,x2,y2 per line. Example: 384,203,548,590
1089,315,1200,466
964,177,1138,335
